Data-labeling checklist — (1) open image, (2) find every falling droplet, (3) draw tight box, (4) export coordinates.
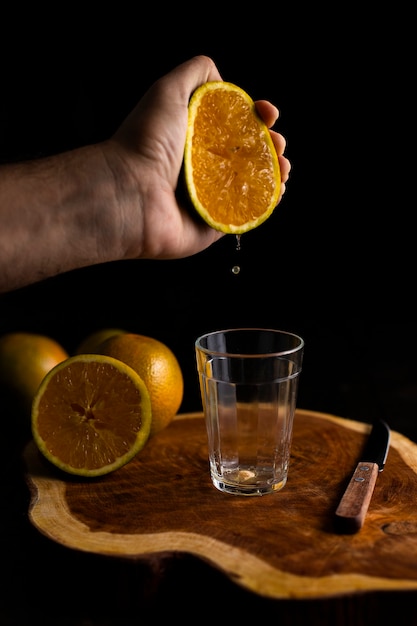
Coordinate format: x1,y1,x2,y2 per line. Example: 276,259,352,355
231,235,242,275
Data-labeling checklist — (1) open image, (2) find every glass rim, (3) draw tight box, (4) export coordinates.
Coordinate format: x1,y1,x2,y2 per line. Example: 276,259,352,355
195,327,304,358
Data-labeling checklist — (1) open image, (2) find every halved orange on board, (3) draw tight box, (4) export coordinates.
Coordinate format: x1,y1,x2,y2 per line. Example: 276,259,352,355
31,354,152,477
184,81,281,234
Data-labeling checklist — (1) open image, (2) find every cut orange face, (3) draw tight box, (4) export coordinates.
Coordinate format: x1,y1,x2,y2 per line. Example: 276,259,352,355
31,354,152,477
184,81,281,234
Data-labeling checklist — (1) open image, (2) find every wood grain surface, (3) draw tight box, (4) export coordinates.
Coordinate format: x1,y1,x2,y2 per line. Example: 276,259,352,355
23,409,417,600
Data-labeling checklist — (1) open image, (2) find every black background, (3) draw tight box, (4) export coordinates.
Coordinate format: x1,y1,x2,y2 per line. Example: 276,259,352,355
0,6,417,625
0,7,415,436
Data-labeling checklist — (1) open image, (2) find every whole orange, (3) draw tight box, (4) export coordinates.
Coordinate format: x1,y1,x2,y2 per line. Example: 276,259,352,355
0,332,69,413
97,333,184,436
74,327,127,355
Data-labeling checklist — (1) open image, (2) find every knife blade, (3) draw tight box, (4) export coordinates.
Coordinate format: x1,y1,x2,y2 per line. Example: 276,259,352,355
334,419,390,533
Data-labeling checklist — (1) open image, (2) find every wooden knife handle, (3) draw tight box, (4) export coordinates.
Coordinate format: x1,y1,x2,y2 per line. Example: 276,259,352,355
334,461,380,533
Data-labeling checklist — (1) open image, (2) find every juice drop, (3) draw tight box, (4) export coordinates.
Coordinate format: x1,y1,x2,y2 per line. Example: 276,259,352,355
231,235,241,275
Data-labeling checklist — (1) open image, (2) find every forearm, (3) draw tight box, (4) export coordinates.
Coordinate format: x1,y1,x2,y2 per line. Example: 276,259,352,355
0,145,120,293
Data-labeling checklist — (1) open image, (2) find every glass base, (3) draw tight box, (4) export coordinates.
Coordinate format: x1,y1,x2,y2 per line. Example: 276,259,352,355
211,474,287,496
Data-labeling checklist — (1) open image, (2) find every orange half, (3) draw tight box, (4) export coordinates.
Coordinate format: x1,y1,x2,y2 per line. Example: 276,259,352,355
184,81,281,234
31,354,152,477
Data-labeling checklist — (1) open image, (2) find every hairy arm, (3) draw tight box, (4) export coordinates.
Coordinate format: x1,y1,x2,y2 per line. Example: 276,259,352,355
0,145,119,292
0,55,290,294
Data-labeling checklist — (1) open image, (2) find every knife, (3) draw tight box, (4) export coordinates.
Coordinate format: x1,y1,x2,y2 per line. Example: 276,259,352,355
334,419,391,533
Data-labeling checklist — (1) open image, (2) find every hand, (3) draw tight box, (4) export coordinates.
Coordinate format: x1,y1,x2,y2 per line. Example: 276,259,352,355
0,55,291,293
108,55,291,261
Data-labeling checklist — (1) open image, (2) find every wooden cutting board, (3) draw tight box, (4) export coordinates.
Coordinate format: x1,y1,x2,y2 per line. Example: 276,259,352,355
23,409,417,600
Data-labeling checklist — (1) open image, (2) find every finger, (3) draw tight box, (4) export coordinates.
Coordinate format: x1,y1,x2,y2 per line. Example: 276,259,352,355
278,154,291,184
254,100,279,127
270,131,291,184
278,181,287,203
166,55,223,100
269,128,286,156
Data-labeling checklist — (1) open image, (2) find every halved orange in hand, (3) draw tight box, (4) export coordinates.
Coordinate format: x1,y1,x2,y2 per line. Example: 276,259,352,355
184,81,281,234
31,354,152,477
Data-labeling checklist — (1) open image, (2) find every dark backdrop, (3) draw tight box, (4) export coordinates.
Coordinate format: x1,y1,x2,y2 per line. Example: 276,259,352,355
1,8,415,438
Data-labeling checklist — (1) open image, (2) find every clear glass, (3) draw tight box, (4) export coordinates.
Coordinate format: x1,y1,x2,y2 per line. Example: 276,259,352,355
195,328,304,496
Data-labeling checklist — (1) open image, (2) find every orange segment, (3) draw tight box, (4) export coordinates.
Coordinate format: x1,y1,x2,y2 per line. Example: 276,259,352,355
184,81,281,234
31,354,152,477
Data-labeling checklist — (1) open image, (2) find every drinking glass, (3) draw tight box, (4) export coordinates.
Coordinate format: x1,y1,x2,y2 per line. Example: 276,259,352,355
195,328,304,496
